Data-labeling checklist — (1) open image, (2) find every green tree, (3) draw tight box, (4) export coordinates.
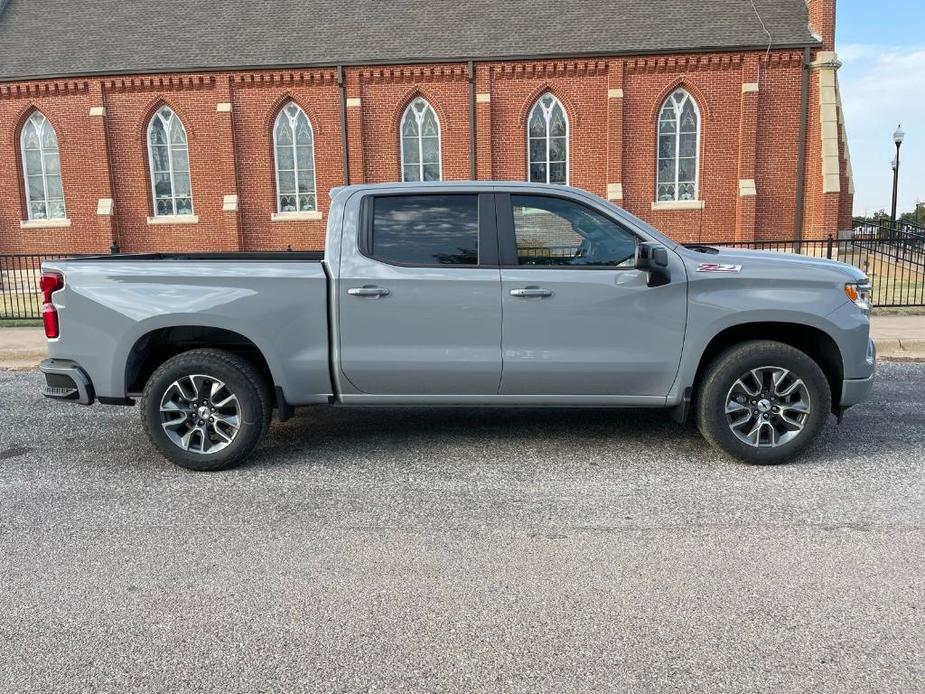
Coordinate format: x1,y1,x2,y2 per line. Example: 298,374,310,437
899,203,924,226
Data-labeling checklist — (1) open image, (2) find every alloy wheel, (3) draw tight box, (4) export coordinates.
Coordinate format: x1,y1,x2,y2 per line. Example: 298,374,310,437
159,374,242,454
724,366,811,448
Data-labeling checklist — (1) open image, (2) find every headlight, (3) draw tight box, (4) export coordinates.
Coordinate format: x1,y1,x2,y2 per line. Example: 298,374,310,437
845,280,873,312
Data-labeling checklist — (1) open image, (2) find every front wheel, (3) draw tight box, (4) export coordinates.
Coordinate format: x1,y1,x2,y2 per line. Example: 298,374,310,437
695,340,832,464
140,349,272,471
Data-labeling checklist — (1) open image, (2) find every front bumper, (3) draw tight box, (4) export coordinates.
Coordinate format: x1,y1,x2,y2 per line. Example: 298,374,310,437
840,338,876,408
39,358,95,405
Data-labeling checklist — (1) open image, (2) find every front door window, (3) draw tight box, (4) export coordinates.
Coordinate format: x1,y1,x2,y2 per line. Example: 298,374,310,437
511,195,637,267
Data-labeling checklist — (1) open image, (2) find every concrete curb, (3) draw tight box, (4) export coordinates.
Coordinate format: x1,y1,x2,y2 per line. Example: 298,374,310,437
874,338,925,363
896,339,925,355
0,350,46,371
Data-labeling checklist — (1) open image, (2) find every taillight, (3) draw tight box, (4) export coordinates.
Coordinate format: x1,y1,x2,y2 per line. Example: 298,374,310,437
39,271,64,339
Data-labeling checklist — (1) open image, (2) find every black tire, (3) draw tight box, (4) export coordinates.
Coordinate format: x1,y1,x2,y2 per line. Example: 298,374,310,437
141,349,272,471
695,340,831,465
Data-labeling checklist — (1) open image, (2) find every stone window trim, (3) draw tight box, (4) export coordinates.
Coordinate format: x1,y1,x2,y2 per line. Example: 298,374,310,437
273,101,318,215
20,111,67,222
655,88,701,204
146,105,195,218
146,215,200,225
400,97,442,183
527,92,569,186
20,218,72,229
651,200,706,211
270,211,324,222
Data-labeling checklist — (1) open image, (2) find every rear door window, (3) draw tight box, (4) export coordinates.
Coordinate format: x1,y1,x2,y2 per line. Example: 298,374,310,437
369,194,479,266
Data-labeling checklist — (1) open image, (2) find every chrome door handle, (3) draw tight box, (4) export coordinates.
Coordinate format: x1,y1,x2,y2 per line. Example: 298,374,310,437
510,287,553,298
347,286,391,297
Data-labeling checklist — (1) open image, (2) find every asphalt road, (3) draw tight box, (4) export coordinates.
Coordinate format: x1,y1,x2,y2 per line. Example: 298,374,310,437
1,364,923,693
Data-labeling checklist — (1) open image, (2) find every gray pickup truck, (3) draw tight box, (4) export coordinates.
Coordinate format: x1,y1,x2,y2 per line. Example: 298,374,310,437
39,182,875,470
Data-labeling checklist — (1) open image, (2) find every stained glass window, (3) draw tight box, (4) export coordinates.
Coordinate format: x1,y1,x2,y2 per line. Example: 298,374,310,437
400,98,441,182
147,106,194,216
527,94,568,185
656,89,700,202
274,102,317,213
21,112,66,220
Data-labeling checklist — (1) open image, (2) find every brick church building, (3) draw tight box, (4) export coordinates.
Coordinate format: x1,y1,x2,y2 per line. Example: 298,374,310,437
0,0,853,255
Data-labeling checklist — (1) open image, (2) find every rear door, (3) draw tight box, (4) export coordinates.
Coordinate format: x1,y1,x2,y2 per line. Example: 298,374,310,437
337,191,502,395
497,192,687,397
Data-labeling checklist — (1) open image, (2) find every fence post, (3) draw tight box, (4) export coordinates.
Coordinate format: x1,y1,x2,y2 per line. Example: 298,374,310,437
826,234,833,260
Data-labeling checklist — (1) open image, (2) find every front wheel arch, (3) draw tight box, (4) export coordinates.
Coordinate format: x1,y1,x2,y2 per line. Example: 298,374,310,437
691,322,844,411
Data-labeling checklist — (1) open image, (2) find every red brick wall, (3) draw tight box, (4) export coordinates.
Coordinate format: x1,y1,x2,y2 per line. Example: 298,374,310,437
0,84,113,254
754,54,804,240
230,71,342,251
487,61,610,198
0,46,851,254
808,0,837,52
358,65,472,184
103,75,239,252
622,55,742,243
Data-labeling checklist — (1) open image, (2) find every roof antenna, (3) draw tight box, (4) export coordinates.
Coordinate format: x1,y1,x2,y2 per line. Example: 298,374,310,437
749,0,773,84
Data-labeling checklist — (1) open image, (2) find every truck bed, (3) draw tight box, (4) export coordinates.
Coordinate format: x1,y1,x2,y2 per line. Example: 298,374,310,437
42,254,333,404
59,251,325,262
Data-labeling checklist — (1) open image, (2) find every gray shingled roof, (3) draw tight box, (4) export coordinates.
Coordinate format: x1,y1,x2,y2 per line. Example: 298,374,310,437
0,0,818,82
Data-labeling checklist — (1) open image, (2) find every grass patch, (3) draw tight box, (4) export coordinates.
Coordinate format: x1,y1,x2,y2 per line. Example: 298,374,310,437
0,291,40,321
870,275,925,308
0,319,42,327
872,306,925,316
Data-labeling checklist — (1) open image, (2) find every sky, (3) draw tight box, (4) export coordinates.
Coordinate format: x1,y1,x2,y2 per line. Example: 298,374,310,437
837,0,925,216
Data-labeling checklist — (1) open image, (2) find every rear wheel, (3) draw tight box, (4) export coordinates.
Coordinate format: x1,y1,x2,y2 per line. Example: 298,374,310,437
141,349,271,471
696,340,831,464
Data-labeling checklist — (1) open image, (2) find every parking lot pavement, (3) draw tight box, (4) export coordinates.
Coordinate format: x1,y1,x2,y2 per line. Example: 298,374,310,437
1,364,923,693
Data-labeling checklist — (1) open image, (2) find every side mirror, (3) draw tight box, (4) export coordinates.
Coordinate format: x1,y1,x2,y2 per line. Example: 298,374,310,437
635,242,671,287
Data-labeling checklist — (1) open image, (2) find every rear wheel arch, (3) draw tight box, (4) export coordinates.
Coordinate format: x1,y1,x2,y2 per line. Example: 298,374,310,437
124,325,277,396
691,322,844,408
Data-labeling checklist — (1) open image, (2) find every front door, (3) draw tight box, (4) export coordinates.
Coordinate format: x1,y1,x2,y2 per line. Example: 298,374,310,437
496,192,687,397
337,191,503,395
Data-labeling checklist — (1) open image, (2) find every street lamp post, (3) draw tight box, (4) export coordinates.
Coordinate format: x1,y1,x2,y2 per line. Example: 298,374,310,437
890,125,905,230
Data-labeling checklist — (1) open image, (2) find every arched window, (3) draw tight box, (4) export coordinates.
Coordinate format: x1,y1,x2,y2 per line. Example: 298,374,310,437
400,98,441,182
656,89,700,202
147,106,193,216
273,102,317,213
527,93,568,185
21,112,66,220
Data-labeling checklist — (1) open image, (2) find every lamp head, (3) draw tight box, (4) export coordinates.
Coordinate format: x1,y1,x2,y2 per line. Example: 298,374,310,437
893,125,905,145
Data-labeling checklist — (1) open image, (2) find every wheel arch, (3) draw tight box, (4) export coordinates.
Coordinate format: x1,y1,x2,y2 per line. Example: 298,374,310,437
691,322,844,409
124,325,276,396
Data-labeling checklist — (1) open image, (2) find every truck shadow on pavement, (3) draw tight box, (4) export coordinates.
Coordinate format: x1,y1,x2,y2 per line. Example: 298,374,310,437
250,404,843,470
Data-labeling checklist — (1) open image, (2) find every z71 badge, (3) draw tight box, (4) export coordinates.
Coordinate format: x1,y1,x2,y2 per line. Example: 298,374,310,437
697,263,742,274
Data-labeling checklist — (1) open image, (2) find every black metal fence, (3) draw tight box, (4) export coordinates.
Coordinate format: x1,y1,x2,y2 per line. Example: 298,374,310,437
0,253,91,320
2,225,924,320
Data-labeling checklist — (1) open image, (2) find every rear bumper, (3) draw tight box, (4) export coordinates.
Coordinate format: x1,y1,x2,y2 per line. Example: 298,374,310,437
39,358,95,405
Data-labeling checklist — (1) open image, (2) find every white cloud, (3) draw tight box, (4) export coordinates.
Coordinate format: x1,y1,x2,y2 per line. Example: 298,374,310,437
839,44,925,216
838,43,880,62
